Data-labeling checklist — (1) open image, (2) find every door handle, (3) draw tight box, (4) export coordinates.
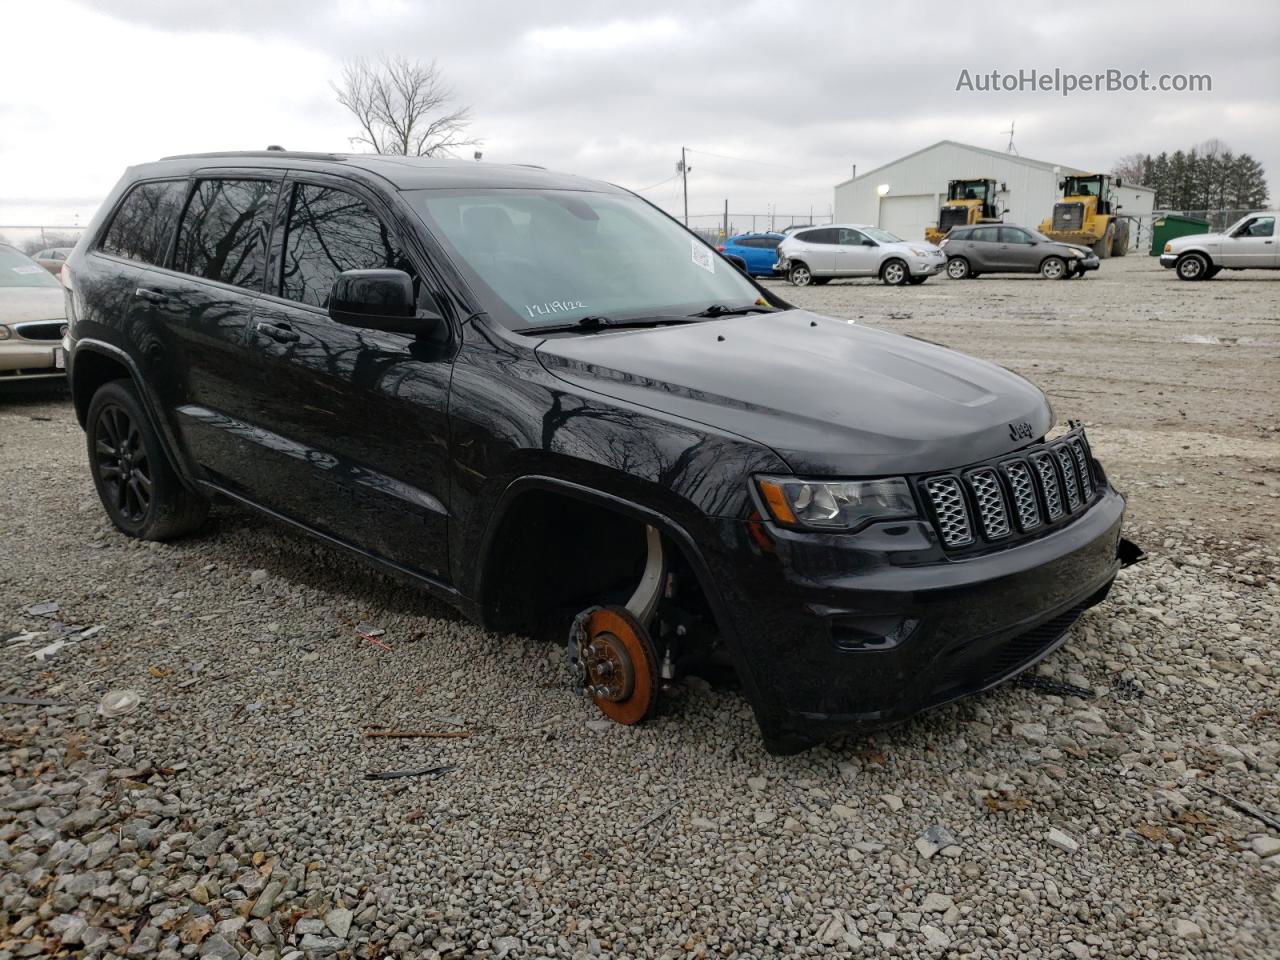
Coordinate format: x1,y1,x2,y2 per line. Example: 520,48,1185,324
135,287,168,304
255,320,300,344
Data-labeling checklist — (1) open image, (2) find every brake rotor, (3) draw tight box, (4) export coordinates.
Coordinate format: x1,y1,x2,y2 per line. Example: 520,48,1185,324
583,606,659,725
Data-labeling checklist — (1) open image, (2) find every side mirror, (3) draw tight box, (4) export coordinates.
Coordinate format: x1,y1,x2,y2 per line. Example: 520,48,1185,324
861,238,877,246
722,253,749,274
1115,178,1123,188
328,269,442,336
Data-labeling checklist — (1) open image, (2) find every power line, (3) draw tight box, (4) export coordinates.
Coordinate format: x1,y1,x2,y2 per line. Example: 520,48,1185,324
684,147,802,172
629,173,679,193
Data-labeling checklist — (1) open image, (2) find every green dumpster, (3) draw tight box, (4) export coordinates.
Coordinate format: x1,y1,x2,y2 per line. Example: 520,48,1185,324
1150,214,1210,256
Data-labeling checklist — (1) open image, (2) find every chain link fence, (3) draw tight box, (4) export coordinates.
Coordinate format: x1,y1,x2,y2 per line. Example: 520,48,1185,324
684,212,835,244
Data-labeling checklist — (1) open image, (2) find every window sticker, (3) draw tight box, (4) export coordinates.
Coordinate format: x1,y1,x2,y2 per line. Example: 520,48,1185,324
691,240,714,274
525,299,587,321
12,265,44,275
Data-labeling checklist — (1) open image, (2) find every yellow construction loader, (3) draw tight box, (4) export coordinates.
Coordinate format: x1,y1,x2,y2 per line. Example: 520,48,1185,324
924,179,1002,245
1038,174,1130,258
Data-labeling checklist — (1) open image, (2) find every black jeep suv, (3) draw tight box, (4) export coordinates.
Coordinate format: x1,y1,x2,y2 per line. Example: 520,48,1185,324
63,151,1138,753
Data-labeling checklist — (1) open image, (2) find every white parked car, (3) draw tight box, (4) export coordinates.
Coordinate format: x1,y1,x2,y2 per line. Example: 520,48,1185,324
0,243,69,385
1160,211,1278,280
774,224,947,286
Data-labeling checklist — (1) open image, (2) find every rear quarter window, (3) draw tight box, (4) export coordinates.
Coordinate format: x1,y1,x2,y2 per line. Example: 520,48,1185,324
99,180,188,266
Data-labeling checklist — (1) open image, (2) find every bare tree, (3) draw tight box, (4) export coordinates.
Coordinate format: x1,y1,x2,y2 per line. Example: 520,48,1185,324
1111,152,1149,184
334,55,478,157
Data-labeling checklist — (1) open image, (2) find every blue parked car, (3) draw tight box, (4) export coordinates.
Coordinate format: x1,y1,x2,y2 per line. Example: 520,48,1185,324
718,232,785,276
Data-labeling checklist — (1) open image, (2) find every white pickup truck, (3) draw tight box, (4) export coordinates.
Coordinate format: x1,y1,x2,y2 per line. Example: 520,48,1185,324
1160,212,1278,280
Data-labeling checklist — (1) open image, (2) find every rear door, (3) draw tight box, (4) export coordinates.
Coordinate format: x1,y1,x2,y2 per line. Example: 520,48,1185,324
744,236,779,274
237,174,455,581
833,227,880,276
792,228,837,273
967,226,1003,270
137,172,280,491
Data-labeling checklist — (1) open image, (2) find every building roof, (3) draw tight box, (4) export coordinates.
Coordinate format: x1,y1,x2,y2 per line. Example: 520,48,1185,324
834,140,1154,192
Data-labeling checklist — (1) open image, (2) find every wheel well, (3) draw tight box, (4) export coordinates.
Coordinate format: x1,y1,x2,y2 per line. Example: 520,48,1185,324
71,350,131,427
880,257,906,274
788,259,809,270
478,490,718,644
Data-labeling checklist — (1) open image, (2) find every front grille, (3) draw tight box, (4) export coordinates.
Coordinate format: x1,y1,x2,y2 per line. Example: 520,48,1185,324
1052,203,1084,232
967,468,1010,539
921,428,1100,552
938,207,969,231
924,476,973,547
1001,460,1041,531
14,321,65,341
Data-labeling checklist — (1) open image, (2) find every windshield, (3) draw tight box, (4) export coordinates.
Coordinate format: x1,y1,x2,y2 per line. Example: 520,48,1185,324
0,245,61,288
406,188,764,330
861,227,902,244
949,181,989,201
1064,176,1103,197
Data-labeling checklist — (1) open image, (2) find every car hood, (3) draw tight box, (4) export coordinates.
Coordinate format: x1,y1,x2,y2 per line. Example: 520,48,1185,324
1167,232,1223,250
534,311,1053,476
1049,241,1095,257
0,287,66,324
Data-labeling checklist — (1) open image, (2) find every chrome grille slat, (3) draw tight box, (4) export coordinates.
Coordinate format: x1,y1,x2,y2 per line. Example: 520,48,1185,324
967,468,1010,540
1055,445,1081,510
1030,452,1064,520
924,476,973,547
1001,460,1042,531
1068,438,1093,499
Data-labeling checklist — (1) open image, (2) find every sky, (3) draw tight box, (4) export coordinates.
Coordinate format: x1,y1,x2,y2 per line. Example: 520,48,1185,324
2,0,1278,236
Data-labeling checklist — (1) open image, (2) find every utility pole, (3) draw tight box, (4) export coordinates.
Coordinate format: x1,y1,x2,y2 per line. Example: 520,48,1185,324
723,198,728,239
677,147,691,226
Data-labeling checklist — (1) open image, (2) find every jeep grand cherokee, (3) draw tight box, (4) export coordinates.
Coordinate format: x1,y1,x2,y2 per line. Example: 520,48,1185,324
62,151,1141,753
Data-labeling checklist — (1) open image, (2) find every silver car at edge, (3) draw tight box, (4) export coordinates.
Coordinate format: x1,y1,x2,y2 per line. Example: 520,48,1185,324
0,243,70,384
940,224,1099,280
1160,211,1279,280
773,224,947,286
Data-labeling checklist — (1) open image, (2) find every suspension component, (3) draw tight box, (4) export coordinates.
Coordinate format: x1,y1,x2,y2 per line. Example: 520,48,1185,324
579,606,659,725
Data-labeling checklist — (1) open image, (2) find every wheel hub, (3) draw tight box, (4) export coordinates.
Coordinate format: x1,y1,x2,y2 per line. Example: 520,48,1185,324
571,606,659,725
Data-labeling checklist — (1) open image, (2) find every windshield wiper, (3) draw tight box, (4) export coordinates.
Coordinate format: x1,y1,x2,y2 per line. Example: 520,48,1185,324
521,315,704,335
689,303,777,318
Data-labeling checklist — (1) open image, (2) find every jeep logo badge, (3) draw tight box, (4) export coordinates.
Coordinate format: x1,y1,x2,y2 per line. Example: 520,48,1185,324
1008,421,1034,441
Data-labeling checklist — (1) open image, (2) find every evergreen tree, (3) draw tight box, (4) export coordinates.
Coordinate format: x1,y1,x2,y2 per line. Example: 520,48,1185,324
1121,142,1268,211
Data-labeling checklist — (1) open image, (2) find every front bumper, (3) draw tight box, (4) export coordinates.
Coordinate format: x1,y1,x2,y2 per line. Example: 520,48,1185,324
702,486,1129,750
1159,254,1177,269
1073,255,1100,273
0,340,66,381
908,256,946,276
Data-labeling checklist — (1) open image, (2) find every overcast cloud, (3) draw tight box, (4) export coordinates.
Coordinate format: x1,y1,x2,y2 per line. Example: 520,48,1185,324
2,0,1278,231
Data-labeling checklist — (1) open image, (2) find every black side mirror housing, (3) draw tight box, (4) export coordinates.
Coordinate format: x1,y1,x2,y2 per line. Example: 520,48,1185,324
1115,178,1123,188
861,238,877,246
328,269,443,336
723,253,749,274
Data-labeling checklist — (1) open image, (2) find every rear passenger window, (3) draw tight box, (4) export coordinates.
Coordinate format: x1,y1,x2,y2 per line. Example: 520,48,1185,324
970,227,1001,243
99,180,188,265
280,184,415,308
174,179,276,290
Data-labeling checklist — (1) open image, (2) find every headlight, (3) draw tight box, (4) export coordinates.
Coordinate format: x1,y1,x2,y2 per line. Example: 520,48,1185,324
908,247,932,258
1066,249,1082,258
755,476,917,530
0,325,10,341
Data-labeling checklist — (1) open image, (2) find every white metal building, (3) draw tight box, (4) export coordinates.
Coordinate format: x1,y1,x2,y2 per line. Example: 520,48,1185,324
833,140,1155,249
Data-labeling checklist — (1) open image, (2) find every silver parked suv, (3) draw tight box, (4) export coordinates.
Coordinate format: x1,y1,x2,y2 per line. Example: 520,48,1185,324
940,224,1099,280
774,224,946,286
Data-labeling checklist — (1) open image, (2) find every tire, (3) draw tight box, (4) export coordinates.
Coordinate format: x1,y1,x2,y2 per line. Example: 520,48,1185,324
788,262,813,287
906,275,928,285
1175,253,1210,281
1112,220,1130,257
1040,256,1068,280
946,257,970,280
1095,223,1116,260
881,259,909,286
86,379,208,540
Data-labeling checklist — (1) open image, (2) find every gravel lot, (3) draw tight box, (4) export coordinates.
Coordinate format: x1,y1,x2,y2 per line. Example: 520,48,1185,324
2,256,1278,960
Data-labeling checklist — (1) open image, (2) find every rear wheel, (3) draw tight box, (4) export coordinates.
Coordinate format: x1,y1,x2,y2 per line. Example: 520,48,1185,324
87,379,208,540
946,257,970,280
1040,256,1068,280
788,262,813,287
1175,253,1210,281
1093,222,1116,260
881,259,909,286
1112,219,1130,257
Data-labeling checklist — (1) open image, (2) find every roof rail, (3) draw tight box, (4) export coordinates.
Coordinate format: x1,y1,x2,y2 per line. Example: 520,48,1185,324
158,150,347,162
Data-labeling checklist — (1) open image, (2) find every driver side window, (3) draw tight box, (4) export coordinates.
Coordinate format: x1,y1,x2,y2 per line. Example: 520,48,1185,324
280,183,417,308
838,228,867,245
999,227,1031,244
1241,217,1275,238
